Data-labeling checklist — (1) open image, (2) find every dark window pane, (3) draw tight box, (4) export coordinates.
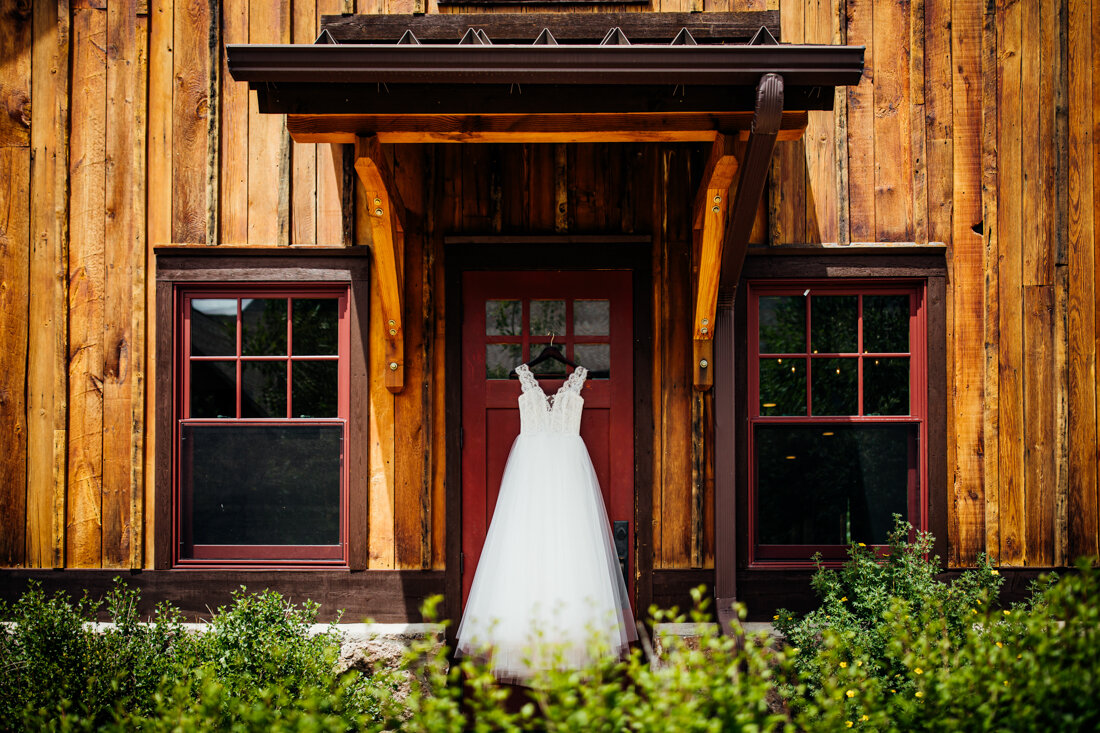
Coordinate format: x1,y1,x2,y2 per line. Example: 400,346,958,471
190,361,236,418
755,424,914,546
759,296,805,354
811,358,858,416
530,300,566,337
759,358,806,416
574,300,610,336
864,295,910,353
486,300,521,336
241,299,287,356
242,361,287,418
486,343,522,380
190,299,237,356
183,424,342,547
574,343,610,378
865,357,910,415
811,295,858,353
293,361,338,418
293,299,339,355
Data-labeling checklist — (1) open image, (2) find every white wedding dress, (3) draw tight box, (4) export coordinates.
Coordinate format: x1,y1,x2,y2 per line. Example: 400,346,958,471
456,364,637,683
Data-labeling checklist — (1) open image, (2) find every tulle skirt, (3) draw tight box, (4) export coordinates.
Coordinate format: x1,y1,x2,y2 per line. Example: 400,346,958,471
456,432,638,683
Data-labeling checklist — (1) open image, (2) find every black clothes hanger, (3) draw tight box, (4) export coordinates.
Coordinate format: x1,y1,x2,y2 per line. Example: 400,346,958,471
509,332,577,378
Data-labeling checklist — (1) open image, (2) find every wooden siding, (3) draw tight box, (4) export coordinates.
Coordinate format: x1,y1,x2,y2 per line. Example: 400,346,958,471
0,0,1096,574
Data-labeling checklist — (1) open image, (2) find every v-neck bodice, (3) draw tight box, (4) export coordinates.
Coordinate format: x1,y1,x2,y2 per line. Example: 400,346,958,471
515,364,587,435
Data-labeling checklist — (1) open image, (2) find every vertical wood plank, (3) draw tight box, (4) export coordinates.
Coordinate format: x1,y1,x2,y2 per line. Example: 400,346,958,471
805,0,838,243
1066,0,1097,559
102,0,138,569
131,10,148,569
925,0,953,243
0,0,32,566
172,0,209,243
68,8,108,567
0,145,30,567
951,0,986,564
770,0,806,245
247,0,289,244
28,0,71,569
290,0,317,245
872,0,915,240
847,0,876,240
219,0,248,244
909,0,928,245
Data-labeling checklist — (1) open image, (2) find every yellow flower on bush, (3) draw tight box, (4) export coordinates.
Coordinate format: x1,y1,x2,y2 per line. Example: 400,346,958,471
860,715,869,722
1004,680,1009,687
858,542,866,547
992,569,1000,575
915,667,923,675
1003,610,1011,616
915,691,924,698
845,722,853,729
996,641,1003,648
773,615,779,620
846,689,856,698
840,596,848,602
856,660,863,667
840,662,848,668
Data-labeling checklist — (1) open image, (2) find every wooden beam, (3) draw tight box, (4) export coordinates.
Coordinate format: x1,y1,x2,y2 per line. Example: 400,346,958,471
719,74,785,290
354,135,406,393
287,112,809,145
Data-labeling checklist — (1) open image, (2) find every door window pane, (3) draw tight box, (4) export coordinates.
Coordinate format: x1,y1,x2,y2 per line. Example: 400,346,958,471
575,343,610,378
292,299,339,355
755,424,914,546
184,424,342,546
190,361,237,418
864,295,910,353
759,295,805,354
486,300,521,336
811,358,858,416
811,295,858,353
486,343,522,379
241,299,287,356
574,300,610,336
528,341,570,377
190,300,237,356
530,300,566,337
759,358,806,416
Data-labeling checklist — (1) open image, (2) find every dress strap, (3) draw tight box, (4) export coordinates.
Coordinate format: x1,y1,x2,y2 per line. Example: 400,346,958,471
564,366,588,393
515,363,541,393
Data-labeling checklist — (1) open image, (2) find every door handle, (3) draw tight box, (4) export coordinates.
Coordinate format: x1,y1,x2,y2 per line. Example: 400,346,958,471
613,520,630,587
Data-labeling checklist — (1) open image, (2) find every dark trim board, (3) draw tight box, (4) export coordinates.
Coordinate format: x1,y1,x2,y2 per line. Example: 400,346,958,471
0,570,445,623
444,237,653,639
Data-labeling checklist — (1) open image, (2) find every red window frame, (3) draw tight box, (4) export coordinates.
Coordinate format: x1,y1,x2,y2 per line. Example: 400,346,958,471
173,283,351,567
747,279,927,567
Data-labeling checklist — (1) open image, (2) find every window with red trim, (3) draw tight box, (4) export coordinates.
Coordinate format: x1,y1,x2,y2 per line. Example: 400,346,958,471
176,285,350,565
748,281,926,565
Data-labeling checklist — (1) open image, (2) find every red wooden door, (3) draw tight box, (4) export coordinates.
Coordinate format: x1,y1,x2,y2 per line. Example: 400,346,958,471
461,270,634,609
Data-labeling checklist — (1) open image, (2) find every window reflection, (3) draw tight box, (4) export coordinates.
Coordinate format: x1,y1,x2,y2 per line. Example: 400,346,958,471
759,358,806,416
759,295,805,354
811,358,858,416
865,357,910,415
864,295,910,353
811,295,858,353
241,299,287,356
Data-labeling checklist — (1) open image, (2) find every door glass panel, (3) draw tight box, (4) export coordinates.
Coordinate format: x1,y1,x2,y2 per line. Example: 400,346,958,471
864,295,910,353
486,300,522,336
759,358,806,416
811,357,858,416
575,343,610,378
758,296,805,354
530,300,566,337
241,299,288,356
190,361,236,418
811,295,858,353
486,343,522,379
190,299,237,356
574,300,610,336
242,361,287,418
292,299,339,355
864,357,910,415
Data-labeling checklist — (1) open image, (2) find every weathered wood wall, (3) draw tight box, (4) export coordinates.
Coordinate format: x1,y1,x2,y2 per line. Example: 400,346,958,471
0,0,1097,572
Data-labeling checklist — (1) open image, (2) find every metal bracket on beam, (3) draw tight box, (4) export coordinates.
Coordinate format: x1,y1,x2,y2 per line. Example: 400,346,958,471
354,135,407,393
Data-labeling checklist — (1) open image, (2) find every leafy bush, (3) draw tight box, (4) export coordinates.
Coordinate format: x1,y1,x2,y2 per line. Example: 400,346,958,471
773,515,1002,695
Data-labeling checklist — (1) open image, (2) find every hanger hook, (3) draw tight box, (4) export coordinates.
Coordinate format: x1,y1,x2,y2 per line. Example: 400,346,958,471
548,331,555,347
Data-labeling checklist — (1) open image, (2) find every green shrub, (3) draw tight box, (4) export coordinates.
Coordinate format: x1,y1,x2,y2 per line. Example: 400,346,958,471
773,515,1002,697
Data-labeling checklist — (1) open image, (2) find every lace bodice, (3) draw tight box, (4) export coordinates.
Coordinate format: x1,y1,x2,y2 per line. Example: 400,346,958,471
515,364,587,435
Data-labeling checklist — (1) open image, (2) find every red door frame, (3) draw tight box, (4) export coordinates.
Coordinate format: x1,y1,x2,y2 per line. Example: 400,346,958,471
460,270,635,607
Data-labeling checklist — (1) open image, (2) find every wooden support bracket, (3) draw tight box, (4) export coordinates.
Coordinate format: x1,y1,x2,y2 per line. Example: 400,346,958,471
354,135,407,393
691,75,785,391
